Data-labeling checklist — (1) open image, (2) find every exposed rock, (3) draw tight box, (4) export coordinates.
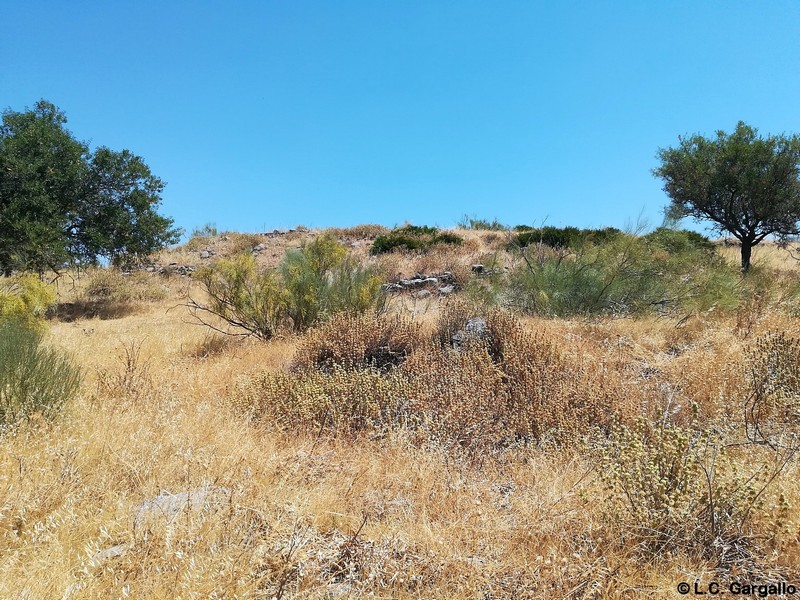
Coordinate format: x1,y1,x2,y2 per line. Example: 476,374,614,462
89,543,132,568
253,243,266,252
199,250,210,259
414,290,431,299
437,285,455,295
451,318,488,350
400,278,426,288
471,264,485,273
133,485,230,531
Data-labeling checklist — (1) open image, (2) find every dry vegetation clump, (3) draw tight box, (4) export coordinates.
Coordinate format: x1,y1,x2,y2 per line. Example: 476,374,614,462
238,304,634,452
58,268,168,320
226,232,264,256
745,332,800,446
328,223,389,239
293,312,425,373
411,307,634,449
597,418,792,573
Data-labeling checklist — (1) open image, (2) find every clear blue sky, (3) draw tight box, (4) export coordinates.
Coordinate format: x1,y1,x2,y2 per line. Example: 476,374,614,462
3,1,799,236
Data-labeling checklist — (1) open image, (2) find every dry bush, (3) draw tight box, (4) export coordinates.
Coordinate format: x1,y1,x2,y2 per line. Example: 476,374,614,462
84,269,167,304
746,332,800,447
433,298,488,350
95,341,155,404
413,308,631,448
237,306,631,451
329,224,388,239
226,232,263,256
410,245,473,284
185,333,235,360
293,312,424,373
372,251,410,280
598,419,792,572
58,269,168,320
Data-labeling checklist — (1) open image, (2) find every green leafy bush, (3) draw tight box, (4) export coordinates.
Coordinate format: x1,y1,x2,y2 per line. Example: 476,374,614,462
459,216,507,231
371,225,463,254
193,254,287,340
0,319,81,427
505,231,740,317
192,234,382,338
510,226,622,250
507,235,664,316
0,274,56,327
281,234,382,331
643,227,716,253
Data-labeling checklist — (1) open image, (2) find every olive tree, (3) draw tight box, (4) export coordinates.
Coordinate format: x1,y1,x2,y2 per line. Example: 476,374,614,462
654,122,800,271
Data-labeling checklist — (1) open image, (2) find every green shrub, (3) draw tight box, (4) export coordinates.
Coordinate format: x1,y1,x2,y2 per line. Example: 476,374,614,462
643,227,716,253
193,254,287,340
0,319,81,426
510,226,622,250
459,216,507,231
505,231,740,317
0,274,56,328
281,233,382,331
370,225,463,255
507,234,667,316
192,223,219,238
192,234,382,338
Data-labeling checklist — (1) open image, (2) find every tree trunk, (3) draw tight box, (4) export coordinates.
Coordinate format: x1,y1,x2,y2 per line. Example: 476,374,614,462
741,240,753,272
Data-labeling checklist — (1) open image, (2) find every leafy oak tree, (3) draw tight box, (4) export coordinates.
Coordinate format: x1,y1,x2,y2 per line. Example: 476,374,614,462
0,100,180,274
654,122,800,271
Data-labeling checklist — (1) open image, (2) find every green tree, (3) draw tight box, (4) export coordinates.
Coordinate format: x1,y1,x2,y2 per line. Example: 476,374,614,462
0,100,180,274
654,122,800,272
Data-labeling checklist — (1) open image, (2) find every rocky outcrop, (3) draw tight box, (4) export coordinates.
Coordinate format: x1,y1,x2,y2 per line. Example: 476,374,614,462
381,272,457,296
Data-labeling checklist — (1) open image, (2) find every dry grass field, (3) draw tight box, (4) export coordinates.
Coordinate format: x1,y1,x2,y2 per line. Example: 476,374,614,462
3,229,800,598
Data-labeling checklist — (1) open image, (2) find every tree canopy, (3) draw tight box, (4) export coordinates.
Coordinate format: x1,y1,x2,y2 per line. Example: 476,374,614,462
0,100,180,274
654,122,800,271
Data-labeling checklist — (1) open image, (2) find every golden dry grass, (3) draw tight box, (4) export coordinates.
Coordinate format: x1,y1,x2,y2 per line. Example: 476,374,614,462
3,234,800,598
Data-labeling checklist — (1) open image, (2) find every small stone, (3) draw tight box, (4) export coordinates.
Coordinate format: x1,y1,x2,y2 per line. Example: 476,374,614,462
471,264,485,274
133,486,230,531
199,251,210,259
451,318,488,350
90,543,131,568
438,285,455,295
414,290,431,299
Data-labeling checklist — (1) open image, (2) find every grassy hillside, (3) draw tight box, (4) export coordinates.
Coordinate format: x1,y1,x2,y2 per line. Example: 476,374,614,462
2,227,800,598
